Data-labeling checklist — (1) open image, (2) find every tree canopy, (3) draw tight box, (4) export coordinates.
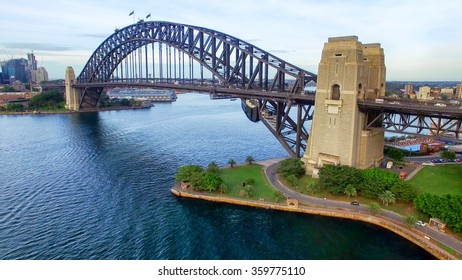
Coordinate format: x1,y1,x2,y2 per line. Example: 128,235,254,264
174,165,203,182
28,91,64,109
318,164,363,195
277,158,305,179
414,193,462,232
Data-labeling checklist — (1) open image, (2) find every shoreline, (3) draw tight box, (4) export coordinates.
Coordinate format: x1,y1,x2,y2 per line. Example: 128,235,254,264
171,184,457,260
0,106,150,116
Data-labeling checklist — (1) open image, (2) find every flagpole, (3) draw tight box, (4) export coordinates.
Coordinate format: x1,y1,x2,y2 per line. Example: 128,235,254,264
129,10,135,23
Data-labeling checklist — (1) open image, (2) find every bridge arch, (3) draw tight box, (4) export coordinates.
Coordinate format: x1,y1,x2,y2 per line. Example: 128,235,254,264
77,21,316,93
74,21,318,158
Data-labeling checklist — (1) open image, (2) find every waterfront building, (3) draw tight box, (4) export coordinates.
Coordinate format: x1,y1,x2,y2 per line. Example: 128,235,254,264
417,86,431,100
1,59,28,83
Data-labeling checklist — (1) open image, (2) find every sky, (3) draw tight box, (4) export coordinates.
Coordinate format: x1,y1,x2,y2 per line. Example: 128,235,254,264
1,0,461,81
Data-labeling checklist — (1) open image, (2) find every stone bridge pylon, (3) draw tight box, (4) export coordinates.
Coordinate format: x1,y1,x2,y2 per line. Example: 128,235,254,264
302,36,386,176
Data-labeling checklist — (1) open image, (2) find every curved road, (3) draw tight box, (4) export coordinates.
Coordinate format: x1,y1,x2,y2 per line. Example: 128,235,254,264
259,158,462,257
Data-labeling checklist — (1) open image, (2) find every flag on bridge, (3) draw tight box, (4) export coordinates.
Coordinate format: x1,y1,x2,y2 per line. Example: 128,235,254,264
129,10,134,16
146,13,151,19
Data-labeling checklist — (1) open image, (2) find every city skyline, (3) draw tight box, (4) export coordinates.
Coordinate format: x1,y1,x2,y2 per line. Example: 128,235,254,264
1,0,461,81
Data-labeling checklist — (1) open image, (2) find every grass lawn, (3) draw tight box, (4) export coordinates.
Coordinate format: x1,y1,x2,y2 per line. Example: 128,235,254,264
409,165,462,195
219,164,280,202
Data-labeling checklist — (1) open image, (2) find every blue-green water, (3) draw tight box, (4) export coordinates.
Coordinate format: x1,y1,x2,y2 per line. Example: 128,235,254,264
0,93,434,259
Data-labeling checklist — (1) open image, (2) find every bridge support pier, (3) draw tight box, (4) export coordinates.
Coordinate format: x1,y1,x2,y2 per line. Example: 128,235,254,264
65,67,81,111
302,36,385,176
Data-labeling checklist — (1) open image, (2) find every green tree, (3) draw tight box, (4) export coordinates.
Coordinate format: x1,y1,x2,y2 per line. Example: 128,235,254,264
305,181,321,194
414,193,462,232
239,185,254,198
217,183,228,194
189,171,205,190
245,156,255,165
277,158,305,179
404,215,418,228
318,165,363,195
175,165,203,182
390,180,417,203
368,202,381,214
228,159,236,168
206,161,220,174
273,191,285,202
441,150,456,160
378,190,396,205
386,148,405,161
244,178,256,185
4,104,24,111
28,91,64,109
343,184,357,198
285,174,299,188
120,98,130,106
362,168,399,190
201,172,223,192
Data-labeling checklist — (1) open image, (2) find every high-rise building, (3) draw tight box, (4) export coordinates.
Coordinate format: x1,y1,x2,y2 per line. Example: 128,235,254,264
1,59,28,83
404,84,413,97
36,67,49,83
27,52,37,71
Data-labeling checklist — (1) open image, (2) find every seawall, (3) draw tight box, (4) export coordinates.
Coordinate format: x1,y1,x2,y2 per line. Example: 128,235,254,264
171,186,456,260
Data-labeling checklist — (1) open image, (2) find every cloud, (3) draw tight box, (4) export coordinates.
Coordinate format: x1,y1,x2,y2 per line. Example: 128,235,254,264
79,34,109,39
0,42,75,52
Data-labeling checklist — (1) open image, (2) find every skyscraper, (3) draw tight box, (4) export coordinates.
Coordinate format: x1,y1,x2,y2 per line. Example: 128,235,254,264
1,59,27,83
27,52,37,71
36,67,49,83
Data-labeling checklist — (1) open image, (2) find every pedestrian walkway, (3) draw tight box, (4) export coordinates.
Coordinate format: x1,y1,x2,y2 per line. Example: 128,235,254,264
256,157,288,167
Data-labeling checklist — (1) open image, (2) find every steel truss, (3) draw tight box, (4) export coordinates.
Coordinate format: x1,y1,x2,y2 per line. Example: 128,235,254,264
258,101,314,157
361,106,462,142
75,20,317,156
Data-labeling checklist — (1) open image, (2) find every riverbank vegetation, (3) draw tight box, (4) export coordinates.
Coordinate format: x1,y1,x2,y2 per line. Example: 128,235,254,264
275,158,461,234
175,158,282,202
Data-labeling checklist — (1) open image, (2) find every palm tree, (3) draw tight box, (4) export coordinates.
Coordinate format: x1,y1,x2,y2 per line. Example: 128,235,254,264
368,202,381,214
343,184,357,198
228,159,236,168
245,156,254,166
379,190,396,206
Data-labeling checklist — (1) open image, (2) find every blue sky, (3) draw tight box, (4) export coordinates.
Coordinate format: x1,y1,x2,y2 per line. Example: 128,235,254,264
1,0,461,81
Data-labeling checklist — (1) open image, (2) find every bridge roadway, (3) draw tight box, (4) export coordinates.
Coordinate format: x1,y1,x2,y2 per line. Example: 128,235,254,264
358,99,462,118
76,82,462,117
259,158,462,258
75,82,316,105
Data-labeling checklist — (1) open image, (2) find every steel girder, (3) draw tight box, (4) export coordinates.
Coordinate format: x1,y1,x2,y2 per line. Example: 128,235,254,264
362,110,462,142
259,100,314,157
75,20,318,157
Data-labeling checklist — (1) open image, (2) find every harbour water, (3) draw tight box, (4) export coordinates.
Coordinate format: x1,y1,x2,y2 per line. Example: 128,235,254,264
0,93,434,259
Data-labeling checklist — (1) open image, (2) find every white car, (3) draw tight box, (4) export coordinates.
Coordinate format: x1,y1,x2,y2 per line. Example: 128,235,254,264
435,103,447,107
416,221,426,227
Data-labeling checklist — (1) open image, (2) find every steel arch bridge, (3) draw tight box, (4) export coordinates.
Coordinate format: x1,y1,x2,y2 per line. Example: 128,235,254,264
74,20,318,157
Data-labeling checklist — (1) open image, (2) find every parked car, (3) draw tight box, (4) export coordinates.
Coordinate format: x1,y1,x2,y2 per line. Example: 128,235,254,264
435,103,447,107
351,201,359,206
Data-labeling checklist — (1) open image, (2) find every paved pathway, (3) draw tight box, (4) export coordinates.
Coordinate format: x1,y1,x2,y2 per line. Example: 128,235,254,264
261,158,462,257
